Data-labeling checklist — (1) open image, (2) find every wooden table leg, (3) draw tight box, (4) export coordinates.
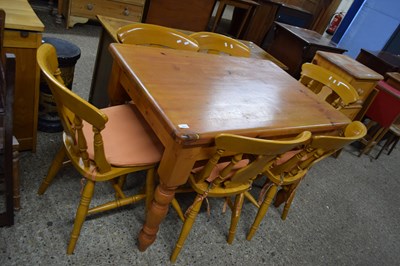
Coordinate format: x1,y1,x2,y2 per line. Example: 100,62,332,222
138,182,177,251
138,143,202,251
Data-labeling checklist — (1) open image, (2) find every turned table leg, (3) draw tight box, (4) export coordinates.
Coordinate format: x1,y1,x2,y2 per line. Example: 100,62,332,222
138,182,177,251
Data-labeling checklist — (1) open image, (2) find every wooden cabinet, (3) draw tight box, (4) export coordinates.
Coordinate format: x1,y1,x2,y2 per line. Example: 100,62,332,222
1,0,45,151
267,22,346,79
312,51,384,120
63,0,146,28
143,0,216,32
356,49,400,76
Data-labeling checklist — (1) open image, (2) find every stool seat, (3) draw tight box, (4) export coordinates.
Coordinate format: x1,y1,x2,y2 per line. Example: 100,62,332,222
211,0,259,38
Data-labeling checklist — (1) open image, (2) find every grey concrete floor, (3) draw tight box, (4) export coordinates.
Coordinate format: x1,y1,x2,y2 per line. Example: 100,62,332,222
1,4,400,266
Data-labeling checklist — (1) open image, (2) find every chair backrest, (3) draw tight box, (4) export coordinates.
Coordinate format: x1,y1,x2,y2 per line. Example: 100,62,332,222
193,131,312,188
116,23,199,51
37,43,112,174
269,121,367,178
189,32,251,57
299,63,359,109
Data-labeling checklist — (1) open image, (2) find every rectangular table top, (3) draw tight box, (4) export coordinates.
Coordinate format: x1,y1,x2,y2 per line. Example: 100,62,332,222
109,43,350,145
0,0,44,32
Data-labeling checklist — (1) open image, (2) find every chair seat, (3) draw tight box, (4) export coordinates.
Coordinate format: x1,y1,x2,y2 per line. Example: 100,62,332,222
191,159,249,182
83,103,163,167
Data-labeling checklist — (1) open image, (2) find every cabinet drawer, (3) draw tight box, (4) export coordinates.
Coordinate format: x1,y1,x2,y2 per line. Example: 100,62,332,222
3,30,42,49
71,0,144,21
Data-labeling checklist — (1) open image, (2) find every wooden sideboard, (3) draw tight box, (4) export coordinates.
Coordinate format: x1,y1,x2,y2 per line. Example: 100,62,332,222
143,0,216,32
1,0,45,151
356,49,400,76
267,22,346,79
61,0,146,28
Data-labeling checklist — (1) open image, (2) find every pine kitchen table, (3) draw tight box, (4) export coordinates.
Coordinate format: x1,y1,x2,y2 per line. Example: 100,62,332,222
107,43,351,251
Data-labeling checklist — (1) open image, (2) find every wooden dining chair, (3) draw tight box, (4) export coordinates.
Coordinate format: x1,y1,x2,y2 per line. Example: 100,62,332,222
189,32,251,57
37,43,164,254
170,131,312,262
246,121,367,241
116,23,199,51
299,63,360,116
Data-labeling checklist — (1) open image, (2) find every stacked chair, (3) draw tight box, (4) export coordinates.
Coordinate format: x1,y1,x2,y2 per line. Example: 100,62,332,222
116,23,199,51
246,121,367,240
190,31,250,57
170,131,312,262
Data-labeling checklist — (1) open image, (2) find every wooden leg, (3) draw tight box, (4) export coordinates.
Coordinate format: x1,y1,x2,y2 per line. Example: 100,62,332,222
111,179,126,199
55,0,64,24
281,182,300,220
171,197,185,222
12,142,20,210
117,174,127,190
145,168,155,212
211,2,227,32
138,182,177,251
87,191,146,215
387,135,399,155
273,187,289,208
67,179,95,254
247,184,277,241
170,194,203,263
227,193,244,244
38,146,66,195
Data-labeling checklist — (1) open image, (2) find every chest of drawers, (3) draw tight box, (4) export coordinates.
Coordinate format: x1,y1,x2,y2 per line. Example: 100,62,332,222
63,0,146,28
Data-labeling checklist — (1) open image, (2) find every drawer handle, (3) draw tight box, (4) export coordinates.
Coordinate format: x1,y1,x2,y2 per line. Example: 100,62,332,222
123,8,130,16
87,3,94,10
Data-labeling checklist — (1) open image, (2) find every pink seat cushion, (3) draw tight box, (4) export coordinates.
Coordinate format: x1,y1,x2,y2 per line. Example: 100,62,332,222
192,159,250,182
82,104,163,167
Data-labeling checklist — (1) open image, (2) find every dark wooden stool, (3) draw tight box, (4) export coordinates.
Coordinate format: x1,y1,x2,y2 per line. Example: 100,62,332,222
211,0,259,38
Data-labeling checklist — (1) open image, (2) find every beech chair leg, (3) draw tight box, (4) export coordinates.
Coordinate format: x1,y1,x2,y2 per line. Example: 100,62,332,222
38,146,66,195
227,193,244,244
113,174,127,199
67,179,95,254
117,174,127,189
87,193,146,215
247,184,277,241
171,195,203,263
244,191,259,208
171,197,185,222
